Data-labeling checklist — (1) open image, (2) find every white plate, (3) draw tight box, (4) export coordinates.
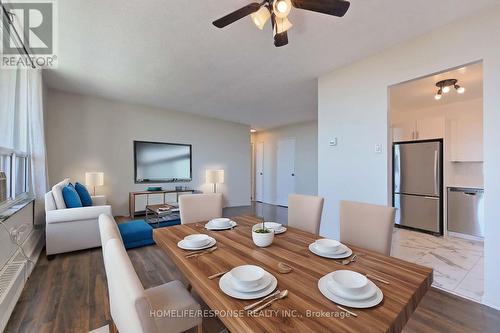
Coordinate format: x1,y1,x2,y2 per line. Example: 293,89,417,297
230,272,272,293
219,271,278,300
327,279,377,301
273,227,287,235
318,273,383,308
309,243,352,259
177,237,216,250
205,220,237,230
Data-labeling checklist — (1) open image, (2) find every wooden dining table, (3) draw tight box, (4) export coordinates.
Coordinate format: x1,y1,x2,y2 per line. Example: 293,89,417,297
153,215,433,333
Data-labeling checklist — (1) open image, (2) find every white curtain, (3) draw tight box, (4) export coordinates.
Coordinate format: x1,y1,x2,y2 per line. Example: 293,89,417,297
25,70,48,226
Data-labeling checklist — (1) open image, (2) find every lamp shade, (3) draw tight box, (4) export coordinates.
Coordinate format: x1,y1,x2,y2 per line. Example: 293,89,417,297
206,169,224,184
251,6,271,30
85,172,104,187
275,17,293,34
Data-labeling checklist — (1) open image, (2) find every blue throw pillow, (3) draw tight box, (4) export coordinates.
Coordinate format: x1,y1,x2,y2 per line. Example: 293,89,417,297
62,184,83,208
75,182,93,207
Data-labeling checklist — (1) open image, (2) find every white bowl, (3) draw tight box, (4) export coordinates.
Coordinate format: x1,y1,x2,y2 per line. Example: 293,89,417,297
230,265,265,289
330,270,369,296
210,218,231,228
315,239,341,253
184,234,210,247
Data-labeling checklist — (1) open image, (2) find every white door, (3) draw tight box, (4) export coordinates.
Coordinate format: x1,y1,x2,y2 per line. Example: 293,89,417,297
255,142,264,202
277,138,296,206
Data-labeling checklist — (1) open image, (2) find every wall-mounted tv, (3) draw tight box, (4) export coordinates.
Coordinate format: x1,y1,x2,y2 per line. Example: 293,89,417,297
134,141,192,183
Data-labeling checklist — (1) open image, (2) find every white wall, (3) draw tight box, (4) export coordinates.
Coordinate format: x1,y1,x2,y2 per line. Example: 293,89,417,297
318,6,500,310
252,121,318,205
44,90,251,215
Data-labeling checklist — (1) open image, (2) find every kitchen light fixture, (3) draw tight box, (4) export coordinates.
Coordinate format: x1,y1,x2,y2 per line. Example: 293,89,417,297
213,0,350,47
434,79,465,100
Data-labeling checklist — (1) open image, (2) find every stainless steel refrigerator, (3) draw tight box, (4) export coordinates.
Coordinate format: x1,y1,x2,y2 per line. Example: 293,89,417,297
393,140,443,235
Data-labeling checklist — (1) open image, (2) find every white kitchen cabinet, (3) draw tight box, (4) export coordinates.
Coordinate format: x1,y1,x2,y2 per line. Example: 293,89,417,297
451,116,483,162
392,117,444,142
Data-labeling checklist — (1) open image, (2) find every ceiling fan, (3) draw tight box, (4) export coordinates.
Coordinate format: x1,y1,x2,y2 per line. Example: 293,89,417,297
213,0,350,47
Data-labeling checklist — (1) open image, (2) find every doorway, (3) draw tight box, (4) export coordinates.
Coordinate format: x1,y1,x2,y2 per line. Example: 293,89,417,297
276,138,296,206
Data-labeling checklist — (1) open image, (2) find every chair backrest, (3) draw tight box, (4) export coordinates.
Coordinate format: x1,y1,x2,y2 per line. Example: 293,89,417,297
179,193,223,224
339,201,396,256
288,194,324,235
103,239,157,333
98,214,123,250
45,191,56,212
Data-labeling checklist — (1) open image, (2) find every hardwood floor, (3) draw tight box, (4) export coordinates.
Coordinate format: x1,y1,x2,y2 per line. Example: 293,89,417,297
5,202,500,333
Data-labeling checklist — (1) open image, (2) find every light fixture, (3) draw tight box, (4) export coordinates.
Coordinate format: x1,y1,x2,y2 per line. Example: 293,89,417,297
85,172,104,196
273,0,292,18
434,79,465,100
206,169,224,193
274,16,293,34
250,129,257,133
251,6,271,30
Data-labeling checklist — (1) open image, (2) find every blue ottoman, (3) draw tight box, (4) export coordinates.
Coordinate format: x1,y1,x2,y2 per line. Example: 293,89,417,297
118,220,155,249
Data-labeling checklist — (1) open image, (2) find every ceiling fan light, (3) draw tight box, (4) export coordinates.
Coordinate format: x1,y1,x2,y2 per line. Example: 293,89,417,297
275,17,293,34
251,6,271,30
434,93,442,100
273,0,292,18
442,85,451,94
456,86,466,94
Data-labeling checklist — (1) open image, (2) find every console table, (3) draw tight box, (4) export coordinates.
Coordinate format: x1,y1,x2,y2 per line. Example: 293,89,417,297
128,189,200,219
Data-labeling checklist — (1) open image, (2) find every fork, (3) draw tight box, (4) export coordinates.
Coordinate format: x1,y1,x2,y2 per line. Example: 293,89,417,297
336,254,357,265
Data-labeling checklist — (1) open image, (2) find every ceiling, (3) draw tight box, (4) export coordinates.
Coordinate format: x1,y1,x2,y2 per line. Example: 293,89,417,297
43,0,499,129
390,62,483,112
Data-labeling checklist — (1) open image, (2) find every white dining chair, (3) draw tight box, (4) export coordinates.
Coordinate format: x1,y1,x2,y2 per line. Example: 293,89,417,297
288,194,325,235
103,239,202,333
98,214,123,249
339,200,396,256
179,193,223,224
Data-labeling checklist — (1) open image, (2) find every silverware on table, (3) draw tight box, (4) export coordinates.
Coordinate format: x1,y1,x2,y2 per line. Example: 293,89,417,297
336,254,357,266
337,305,358,317
208,270,228,280
251,290,289,313
243,290,281,311
185,246,217,258
366,274,390,285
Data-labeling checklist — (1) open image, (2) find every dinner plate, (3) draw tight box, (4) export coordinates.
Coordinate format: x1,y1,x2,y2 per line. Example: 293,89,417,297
177,237,216,250
205,220,237,230
309,243,352,259
273,227,287,235
219,271,278,300
326,279,377,301
318,273,383,308
230,272,273,293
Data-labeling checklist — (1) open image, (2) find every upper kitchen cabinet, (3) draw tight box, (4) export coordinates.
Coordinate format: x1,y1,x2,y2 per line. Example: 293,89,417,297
392,117,444,142
451,115,483,162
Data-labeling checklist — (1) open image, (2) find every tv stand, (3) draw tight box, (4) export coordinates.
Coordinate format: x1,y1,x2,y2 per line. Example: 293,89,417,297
128,188,200,219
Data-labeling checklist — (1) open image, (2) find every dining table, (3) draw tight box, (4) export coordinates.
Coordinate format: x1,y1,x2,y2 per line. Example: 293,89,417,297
153,215,433,333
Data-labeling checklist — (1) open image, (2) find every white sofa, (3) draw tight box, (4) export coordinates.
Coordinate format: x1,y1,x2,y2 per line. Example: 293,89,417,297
45,181,112,256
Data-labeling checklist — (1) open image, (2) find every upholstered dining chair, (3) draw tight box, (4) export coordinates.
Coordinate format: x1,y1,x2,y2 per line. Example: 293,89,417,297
98,214,122,249
339,201,396,256
103,239,202,333
288,194,325,235
179,193,223,224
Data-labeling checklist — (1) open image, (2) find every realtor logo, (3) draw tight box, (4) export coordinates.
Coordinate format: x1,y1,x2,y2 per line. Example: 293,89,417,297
1,0,57,68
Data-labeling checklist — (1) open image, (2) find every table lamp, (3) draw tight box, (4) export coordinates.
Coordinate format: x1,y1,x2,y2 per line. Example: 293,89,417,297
85,172,104,195
206,169,224,193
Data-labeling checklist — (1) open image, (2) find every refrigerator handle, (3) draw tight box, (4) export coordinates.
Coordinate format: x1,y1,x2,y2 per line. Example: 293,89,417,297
433,150,438,195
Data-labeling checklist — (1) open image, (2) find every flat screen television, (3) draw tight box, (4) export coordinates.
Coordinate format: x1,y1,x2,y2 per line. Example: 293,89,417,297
134,141,192,183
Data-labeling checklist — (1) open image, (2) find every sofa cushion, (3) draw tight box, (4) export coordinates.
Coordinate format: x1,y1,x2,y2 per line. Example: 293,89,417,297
62,184,83,208
75,182,93,207
118,220,155,249
52,178,70,209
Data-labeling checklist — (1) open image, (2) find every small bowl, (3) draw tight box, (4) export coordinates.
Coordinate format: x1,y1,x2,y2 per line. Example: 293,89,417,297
184,234,210,247
210,218,231,228
230,265,265,289
330,270,369,296
315,239,341,253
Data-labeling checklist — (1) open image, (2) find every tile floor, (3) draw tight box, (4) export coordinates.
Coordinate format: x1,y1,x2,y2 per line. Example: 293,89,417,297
391,227,484,302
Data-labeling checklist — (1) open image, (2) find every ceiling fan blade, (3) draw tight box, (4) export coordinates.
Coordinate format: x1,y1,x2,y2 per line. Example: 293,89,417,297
291,0,350,17
274,31,288,47
213,3,262,28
